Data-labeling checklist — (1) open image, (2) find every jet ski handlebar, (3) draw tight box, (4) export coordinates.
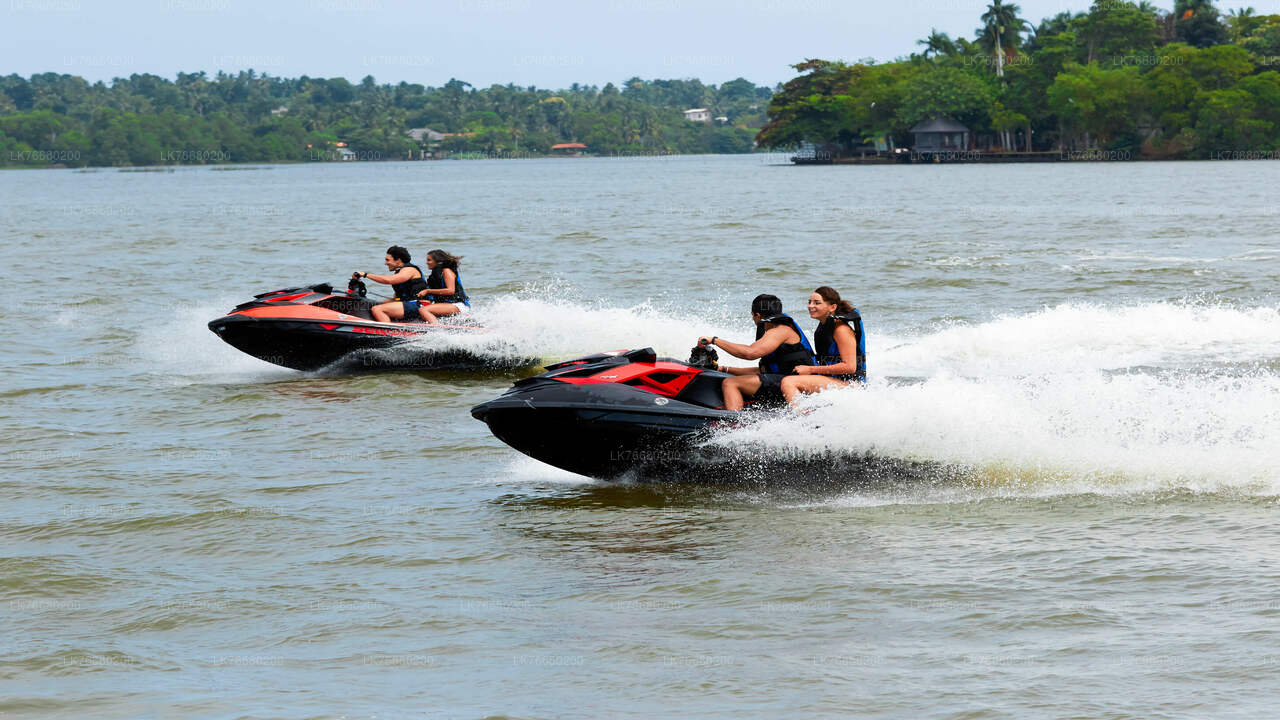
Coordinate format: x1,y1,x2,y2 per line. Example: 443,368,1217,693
687,342,719,369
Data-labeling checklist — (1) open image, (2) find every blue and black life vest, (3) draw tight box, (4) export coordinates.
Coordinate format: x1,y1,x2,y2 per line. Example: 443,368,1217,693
427,266,470,306
814,309,866,383
756,313,816,375
392,263,428,301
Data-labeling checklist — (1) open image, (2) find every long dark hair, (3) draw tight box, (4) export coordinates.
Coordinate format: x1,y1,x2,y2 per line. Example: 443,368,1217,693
815,286,853,314
427,249,461,271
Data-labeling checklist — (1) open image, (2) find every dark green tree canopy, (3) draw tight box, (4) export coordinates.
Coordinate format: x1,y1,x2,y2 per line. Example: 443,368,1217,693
756,0,1279,159
1,71,773,167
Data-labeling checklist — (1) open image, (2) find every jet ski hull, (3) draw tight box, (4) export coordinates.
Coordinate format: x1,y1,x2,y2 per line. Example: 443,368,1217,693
471,348,744,479
208,283,535,372
473,380,735,479
472,347,938,485
209,314,487,372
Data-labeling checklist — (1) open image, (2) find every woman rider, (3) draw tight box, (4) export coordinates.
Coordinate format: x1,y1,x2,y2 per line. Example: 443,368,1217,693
354,245,429,323
697,294,816,411
781,286,865,404
412,249,470,325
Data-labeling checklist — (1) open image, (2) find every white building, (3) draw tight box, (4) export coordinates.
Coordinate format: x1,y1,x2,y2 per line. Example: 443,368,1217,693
682,108,711,123
408,127,447,143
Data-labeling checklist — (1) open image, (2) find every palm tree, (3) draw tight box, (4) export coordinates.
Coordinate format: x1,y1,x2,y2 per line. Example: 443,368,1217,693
979,1,1028,78
917,28,957,59
1228,6,1257,40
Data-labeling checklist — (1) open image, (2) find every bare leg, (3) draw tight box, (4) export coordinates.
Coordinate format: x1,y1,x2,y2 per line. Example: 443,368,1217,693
421,303,460,321
372,302,405,323
782,375,849,404
418,308,439,324
721,375,762,411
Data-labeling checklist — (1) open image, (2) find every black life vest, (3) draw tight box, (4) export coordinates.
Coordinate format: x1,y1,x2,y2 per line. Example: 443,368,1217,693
756,313,816,375
427,266,469,306
814,309,866,383
391,263,429,301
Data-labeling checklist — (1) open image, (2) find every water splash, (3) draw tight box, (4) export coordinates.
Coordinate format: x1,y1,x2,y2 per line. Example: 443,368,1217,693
882,300,1280,377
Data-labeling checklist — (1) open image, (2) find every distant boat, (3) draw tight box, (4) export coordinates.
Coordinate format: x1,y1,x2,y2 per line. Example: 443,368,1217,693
550,143,588,156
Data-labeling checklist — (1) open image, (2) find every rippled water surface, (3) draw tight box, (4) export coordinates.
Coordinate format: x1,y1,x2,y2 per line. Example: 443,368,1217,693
3,156,1280,718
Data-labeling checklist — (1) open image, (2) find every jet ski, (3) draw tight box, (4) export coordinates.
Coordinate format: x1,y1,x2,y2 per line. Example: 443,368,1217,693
209,278,533,372
472,343,939,484
470,344,743,479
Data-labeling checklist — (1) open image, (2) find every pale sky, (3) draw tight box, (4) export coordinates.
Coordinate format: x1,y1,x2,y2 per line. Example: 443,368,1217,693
1,0,1250,89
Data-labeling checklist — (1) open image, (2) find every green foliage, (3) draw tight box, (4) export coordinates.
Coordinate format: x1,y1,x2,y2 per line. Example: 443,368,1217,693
1078,0,1159,63
1238,70,1280,125
978,1,1030,54
756,60,856,148
897,67,995,129
760,0,1279,159
918,29,959,59
1193,87,1274,152
1047,62,1150,143
0,71,773,167
1241,21,1280,58
1176,0,1231,47
1189,43,1256,87
989,101,1028,132
1002,32,1078,125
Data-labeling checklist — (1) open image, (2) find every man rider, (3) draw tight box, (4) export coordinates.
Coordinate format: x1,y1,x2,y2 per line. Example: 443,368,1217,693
353,245,429,323
697,294,816,410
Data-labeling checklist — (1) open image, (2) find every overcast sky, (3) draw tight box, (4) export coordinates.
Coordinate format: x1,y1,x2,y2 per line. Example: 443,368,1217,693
1,0,1247,89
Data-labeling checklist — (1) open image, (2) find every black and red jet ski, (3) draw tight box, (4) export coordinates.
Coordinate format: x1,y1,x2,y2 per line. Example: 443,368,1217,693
473,344,933,484
470,346,741,479
209,278,531,372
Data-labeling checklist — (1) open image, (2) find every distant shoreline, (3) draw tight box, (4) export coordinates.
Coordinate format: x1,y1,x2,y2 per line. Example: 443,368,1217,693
6,149,1279,172
1,150,786,171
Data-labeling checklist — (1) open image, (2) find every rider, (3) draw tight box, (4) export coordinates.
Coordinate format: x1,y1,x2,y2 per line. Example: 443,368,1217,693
781,286,865,404
698,294,816,410
412,249,470,325
354,246,429,323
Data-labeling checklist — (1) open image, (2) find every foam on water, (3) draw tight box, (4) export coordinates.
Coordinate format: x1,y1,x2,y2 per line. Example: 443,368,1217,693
881,300,1280,377
713,371,1280,491
134,297,297,382
144,291,1280,494
711,300,1280,495
329,293,747,370
501,456,596,485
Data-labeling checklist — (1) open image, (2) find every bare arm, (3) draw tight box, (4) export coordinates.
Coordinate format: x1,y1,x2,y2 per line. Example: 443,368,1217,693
358,267,417,286
698,325,795,368
719,325,793,360
417,268,456,298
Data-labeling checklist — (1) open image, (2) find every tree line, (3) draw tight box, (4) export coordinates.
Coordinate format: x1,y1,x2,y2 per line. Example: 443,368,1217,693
757,1,1280,159
0,73,772,167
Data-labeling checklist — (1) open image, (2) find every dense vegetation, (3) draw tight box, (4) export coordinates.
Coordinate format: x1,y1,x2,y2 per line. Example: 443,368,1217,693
0,74,771,167
758,1,1280,158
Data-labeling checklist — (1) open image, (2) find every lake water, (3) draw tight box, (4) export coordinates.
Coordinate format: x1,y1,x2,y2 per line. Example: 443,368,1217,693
3,155,1280,718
